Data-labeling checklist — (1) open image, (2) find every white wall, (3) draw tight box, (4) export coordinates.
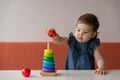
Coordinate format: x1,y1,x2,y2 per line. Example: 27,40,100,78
0,0,120,42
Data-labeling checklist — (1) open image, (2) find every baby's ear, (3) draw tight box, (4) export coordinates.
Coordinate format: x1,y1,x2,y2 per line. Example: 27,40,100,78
92,32,97,38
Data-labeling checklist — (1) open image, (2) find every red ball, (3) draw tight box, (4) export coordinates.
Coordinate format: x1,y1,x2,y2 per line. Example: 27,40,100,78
48,29,56,37
22,68,31,77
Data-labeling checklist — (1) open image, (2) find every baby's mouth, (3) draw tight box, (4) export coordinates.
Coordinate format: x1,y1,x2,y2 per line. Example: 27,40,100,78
78,37,83,40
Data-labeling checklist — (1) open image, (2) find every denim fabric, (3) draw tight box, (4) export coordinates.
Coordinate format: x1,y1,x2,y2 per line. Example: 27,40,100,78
65,32,100,70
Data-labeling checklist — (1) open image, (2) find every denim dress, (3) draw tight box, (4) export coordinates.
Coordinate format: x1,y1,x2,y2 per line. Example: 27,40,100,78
65,32,100,70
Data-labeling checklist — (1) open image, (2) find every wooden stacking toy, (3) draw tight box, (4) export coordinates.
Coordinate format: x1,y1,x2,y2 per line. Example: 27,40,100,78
40,42,57,76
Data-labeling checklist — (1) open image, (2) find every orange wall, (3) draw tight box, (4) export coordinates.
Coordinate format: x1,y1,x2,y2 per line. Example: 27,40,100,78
0,42,120,70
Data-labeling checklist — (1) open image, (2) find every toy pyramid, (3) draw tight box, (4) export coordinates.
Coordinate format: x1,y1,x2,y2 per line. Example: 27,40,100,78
40,42,57,76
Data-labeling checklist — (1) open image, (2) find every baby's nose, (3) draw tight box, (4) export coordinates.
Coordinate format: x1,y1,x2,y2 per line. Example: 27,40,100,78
79,32,83,36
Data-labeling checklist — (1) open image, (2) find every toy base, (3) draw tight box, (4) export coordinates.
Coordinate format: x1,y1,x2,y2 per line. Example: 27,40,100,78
40,71,57,76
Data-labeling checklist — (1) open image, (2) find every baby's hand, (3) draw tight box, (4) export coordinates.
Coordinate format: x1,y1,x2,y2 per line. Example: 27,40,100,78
94,68,105,75
46,28,57,37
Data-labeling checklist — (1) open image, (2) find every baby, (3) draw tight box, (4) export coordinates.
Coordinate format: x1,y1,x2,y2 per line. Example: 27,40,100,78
46,13,105,75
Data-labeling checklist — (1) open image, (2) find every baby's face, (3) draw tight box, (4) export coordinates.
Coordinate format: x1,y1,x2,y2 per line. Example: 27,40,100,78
74,23,96,43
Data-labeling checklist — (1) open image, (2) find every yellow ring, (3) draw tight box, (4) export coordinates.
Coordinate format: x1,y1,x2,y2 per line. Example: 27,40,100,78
44,49,53,53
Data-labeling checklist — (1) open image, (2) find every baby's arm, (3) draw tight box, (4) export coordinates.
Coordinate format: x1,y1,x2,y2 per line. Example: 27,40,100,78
46,28,69,45
94,47,105,75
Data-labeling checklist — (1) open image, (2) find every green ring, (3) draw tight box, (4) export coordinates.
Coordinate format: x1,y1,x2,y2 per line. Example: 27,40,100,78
44,56,54,61
44,52,54,55
44,54,54,57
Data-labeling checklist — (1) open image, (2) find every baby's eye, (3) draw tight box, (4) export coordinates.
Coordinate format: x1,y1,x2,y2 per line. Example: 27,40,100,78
76,29,80,32
84,32,89,34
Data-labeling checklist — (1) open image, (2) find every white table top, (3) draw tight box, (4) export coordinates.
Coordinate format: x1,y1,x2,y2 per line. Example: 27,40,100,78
0,70,120,80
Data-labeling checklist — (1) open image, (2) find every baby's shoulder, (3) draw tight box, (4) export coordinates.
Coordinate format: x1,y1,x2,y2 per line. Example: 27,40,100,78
68,32,77,45
88,38,100,49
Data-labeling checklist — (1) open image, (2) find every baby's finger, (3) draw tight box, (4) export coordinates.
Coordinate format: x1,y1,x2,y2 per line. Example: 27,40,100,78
94,69,97,73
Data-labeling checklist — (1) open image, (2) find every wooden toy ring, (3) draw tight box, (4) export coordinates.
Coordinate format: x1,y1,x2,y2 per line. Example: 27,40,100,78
42,68,55,72
44,49,53,54
44,56,53,60
43,64,55,69
43,60,54,65
44,52,53,55
44,54,54,57
43,63,54,67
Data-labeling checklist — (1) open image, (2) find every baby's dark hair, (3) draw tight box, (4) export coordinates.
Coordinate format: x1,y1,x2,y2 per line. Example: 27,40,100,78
76,13,99,32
